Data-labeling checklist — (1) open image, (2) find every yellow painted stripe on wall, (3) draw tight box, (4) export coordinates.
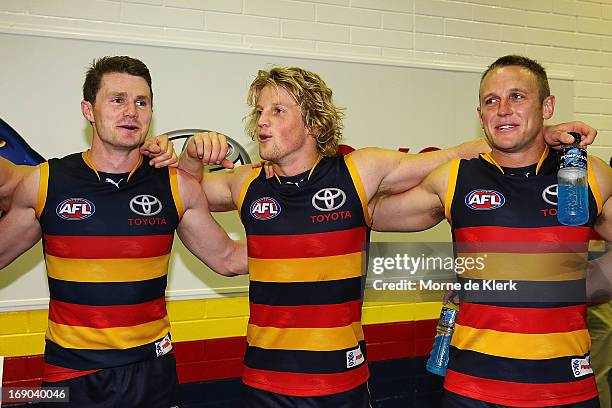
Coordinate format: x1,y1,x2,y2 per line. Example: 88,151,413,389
249,252,363,282
247,321,364,351
46,254,170,282
46,317,169,350
0,297,443,357
457,252,587,281
451,324,590,360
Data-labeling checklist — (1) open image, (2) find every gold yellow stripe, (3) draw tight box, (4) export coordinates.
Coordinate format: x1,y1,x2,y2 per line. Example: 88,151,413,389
46,254,170,282
247,321,364,351
35,162,49,218
237,168,261,214
457,252,587,281
126,155,143,182
480,152,504,173
249,252,363,283
0,298,444,356
46,317,169,350
587,156,603,215
452,324,590,360
345,154,372,227
81,151,100,179
534,146,549,175
444,159,460,223
169,167,184,219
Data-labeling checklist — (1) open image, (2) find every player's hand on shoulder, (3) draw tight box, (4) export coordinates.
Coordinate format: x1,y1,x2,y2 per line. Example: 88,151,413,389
140,134,178,168
187,131,234,169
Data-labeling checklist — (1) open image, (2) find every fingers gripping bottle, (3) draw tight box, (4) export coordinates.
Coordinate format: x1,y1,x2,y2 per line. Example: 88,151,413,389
426,306,458,376
557,132,589,226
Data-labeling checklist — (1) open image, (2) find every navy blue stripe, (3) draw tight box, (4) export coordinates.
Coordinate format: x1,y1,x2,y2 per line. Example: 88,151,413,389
457,278,586,306
249,276,364,306
448,347,593,384
44,335,170,370
48,275,167,306
244,340,367,374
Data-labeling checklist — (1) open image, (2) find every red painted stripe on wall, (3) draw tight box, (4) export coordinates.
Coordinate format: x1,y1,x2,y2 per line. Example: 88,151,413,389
1,320,437,387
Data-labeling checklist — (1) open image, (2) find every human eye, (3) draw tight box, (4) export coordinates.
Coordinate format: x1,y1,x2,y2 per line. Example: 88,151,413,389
483,97,497,106
136,99,148,107
111,97,124,104
511,92,525,101
273,106,284,114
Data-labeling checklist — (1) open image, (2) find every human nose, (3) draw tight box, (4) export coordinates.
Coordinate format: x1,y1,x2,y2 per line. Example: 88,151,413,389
124,102,138,118
497,98,512,116
257,110,269,127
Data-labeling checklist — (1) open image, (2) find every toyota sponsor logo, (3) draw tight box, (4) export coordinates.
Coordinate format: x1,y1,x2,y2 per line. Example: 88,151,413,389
465,189,505,210
130,195,162,216
312,188,346,212
56,198,95,220
250,197,281,220
542,184,558,206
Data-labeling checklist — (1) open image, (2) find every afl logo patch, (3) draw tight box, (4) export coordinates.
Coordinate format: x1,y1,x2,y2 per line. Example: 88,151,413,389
56,198,95,220
465,190,505,210
250,197,281,220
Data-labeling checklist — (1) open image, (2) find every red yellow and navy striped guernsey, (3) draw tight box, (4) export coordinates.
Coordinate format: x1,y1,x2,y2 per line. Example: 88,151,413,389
444,147,601,407
36,152,182,381
239,154,371,397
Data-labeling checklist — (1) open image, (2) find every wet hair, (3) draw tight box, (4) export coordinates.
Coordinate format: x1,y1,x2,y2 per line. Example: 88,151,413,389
245,67,345,157
480,55,550,103
83,56,152,105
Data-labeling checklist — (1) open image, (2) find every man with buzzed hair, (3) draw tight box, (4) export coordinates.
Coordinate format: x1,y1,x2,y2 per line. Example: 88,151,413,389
373,55,612,407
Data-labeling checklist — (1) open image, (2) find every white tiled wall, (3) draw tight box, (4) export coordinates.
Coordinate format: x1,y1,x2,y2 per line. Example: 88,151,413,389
0,0,611,158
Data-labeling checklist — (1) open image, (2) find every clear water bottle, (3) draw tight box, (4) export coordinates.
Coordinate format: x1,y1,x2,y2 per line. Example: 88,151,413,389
557,132,589,226
426,306,458,376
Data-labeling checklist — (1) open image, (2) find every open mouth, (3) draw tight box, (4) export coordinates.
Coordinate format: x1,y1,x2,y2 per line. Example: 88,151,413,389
118,125,139,131
496,124,518,131
258,134,271,142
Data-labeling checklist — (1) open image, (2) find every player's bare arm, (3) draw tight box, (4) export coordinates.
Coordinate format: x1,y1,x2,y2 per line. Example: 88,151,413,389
175,169,247,276
370,160,453,233
0,167,42,268
0,157,35,212
350,140,487,208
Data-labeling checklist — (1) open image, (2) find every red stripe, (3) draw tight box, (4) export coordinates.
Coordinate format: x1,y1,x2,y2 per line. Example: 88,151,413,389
43,234,174,259
445,370,598,407
456,303,587,334
454,226,591,242
248,227,367,259
1,320,436,386
43,363,99,382
248,300,362,328
48,297,167,328
242,364,369,397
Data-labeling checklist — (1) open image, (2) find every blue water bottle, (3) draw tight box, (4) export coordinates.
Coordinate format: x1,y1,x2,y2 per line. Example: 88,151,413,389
426,306,458,376
557,132,589,226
